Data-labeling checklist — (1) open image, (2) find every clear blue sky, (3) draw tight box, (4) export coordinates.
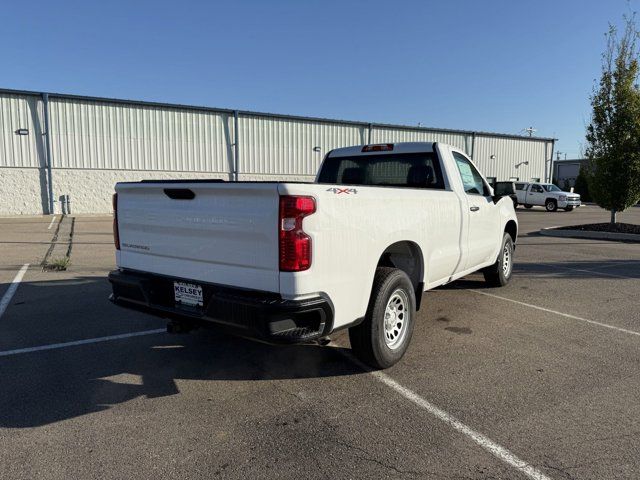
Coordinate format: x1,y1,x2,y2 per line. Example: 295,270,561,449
1,0,636,158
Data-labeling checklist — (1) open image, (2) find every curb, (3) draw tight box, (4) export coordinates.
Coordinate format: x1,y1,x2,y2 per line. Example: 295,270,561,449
540,227,640,243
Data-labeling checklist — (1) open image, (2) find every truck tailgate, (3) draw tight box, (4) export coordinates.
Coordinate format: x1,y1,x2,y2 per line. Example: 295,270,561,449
115,182,280,292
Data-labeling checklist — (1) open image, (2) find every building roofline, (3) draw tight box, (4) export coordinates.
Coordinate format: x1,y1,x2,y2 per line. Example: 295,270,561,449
0,87,557,142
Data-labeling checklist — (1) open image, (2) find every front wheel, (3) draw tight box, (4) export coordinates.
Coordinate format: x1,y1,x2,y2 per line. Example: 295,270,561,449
524,204,533,209
349,267,416,369
564,206,574,212
545,199,558,212
483,233,514,287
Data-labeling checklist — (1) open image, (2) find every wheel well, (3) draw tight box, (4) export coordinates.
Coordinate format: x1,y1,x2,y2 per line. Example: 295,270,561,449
377,241,424,310
545,197,557,204
504,220,517,243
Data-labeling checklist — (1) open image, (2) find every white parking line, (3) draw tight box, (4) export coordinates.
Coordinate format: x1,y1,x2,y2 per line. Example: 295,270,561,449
0,264,29,319
548,264,632,279
470,289,640,337
371,370,552,480
0,329,166,357
333,347,551,480
516,262,633,280
0,279,551,480
47,216,57,230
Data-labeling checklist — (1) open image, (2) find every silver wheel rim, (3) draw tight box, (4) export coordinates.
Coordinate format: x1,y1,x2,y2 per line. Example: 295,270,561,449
547,202,554,210
383,289,409,350
502,243,512,277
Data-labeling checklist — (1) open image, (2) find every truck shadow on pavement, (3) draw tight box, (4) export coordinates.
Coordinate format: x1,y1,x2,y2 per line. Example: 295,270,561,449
513,260,640,279
0,277,363,429
439,259,640,289
2,256,637,428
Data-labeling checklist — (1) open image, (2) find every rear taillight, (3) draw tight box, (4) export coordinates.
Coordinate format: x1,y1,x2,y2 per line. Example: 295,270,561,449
279,195,316,271
112,193,120,250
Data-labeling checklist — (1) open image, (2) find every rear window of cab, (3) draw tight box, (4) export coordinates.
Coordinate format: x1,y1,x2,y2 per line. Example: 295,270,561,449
317,152,445,189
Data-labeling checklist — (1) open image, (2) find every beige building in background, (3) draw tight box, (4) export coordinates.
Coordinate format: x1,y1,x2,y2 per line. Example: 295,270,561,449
0,88,556,215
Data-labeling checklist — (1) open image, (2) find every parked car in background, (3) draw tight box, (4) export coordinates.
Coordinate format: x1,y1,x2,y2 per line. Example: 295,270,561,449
515,182,581,212
109,142,518,369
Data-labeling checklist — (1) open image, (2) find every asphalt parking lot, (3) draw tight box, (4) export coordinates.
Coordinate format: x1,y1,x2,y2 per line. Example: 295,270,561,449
1,205,639,480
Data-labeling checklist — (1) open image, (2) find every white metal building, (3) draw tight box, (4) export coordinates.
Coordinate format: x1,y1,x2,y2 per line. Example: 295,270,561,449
0,88,555,215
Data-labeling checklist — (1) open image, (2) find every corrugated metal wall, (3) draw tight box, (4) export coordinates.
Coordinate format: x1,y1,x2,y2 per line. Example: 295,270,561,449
239,115,366,175
473,135,550,182
1,89,555,214
0,93,45,168
49,98,232,172
371,127,470,153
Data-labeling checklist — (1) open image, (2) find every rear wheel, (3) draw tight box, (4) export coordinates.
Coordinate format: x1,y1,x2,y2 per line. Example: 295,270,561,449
349,267,416,369
524,204,533,209
545,199,558,212
483,233,514,287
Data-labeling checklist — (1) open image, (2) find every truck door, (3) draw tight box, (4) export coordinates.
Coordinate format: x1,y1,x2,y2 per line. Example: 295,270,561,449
451,152,501,271
515,183,527,204
527,184,545,205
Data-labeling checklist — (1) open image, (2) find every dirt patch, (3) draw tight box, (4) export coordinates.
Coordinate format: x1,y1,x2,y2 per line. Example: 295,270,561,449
41,215,75,271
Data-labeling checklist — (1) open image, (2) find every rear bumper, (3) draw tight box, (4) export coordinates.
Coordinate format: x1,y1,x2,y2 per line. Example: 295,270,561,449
108,269,333,344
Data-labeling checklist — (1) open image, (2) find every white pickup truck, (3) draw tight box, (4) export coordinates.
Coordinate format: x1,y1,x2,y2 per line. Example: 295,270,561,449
514,182,581,212
109,142,518,368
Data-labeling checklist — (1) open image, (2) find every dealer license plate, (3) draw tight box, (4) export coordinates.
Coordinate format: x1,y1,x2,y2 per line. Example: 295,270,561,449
173,281,203,307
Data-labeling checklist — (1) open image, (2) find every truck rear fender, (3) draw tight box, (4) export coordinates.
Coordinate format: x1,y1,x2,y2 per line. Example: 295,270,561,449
489,218,518,266
504,219,518,245
486,203,518,264
374,241,425,311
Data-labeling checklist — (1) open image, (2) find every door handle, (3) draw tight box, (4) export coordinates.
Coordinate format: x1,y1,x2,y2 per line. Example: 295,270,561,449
470,206,480,212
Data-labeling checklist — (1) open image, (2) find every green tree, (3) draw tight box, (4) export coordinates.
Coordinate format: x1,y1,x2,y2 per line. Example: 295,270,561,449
574,167,591,202
585,14,640,223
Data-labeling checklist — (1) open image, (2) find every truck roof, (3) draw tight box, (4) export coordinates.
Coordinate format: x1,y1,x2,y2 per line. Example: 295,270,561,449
329,142,436,158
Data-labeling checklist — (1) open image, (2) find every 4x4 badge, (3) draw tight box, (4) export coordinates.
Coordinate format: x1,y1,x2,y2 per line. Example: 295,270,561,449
326,187,357,194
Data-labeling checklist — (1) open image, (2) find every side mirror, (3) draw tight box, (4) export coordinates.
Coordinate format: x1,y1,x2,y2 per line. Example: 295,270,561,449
493,181,515,203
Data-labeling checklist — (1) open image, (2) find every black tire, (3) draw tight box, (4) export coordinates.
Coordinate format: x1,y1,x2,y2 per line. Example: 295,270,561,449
564,206,574,212
483,233,514,287
545,199,557,212
524,204,533,209
349,267,416,369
